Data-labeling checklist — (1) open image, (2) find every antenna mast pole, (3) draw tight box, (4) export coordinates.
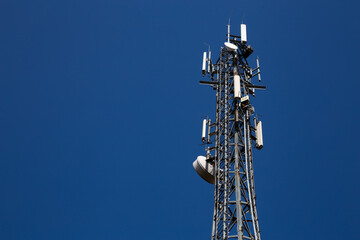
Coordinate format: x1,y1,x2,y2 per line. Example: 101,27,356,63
194,23,265,240
227,20,230,42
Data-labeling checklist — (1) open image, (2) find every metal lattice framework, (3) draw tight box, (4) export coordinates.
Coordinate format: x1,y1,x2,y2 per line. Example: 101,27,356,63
197,24,265,240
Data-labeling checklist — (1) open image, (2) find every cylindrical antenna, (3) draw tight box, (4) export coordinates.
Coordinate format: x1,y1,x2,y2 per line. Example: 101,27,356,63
207,48,211,73
256,57,261,82
202,52,207,75
202,119,207,143
207,119,211,143
234,74,241,99
227,20,231,42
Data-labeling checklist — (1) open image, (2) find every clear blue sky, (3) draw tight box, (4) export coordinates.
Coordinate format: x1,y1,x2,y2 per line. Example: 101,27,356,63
0,0,359,239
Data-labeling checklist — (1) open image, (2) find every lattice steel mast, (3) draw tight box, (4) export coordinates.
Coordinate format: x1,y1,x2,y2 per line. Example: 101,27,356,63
193,23,266,240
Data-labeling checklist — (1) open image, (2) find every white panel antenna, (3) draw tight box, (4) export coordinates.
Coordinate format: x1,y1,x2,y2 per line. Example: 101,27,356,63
202,119,207,143
207,49,211,73
255,120,263,149
241,24,247,43
202,52,207,75
234,74,241,99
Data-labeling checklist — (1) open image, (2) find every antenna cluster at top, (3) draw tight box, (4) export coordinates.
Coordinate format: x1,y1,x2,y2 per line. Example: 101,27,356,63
201,22,262,88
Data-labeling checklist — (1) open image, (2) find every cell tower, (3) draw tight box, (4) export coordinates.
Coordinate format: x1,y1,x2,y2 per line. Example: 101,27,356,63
193,22,266,240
